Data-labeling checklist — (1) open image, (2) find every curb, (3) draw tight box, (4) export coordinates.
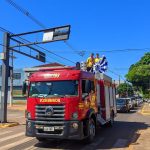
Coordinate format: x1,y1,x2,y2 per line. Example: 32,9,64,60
0,122,19,128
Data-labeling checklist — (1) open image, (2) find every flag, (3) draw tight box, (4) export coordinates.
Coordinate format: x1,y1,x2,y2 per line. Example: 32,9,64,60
93,55,108,73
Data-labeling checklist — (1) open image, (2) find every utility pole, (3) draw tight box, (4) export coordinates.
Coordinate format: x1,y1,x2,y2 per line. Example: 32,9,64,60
118,75,120,98
9,50,14,107
0,33,10,123
126,81,128,97
119,75,120,86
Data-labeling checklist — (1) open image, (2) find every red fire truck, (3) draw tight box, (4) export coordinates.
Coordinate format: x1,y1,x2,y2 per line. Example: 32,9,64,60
24,66,117,142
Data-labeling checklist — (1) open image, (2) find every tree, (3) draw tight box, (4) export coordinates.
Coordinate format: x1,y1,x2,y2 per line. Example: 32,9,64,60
117,83,134,97
126,52,150,98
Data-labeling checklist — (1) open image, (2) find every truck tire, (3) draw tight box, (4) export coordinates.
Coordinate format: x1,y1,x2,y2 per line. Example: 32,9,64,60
36,137,46,142
86,118,96,143
108,112,114,127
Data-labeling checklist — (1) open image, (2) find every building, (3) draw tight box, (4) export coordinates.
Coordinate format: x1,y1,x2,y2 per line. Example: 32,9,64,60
24,62,66,79
0,63,66,103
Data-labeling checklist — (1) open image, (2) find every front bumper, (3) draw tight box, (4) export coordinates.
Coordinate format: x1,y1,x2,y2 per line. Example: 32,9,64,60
117,106,128,112
26,120,84,140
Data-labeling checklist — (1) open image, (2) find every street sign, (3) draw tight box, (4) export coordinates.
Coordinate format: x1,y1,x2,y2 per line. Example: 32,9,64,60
43,31,53,42
43,25,70,42
10,25,71,47
0,53,5,60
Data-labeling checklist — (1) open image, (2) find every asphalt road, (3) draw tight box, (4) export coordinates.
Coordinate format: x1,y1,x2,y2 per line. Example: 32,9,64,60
1,104,150,150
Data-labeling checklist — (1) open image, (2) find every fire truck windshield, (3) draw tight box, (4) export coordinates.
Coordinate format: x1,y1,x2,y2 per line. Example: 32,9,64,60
29,80,78,97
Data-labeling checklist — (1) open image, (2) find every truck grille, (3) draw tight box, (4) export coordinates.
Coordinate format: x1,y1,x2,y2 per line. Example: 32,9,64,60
35,104,65,135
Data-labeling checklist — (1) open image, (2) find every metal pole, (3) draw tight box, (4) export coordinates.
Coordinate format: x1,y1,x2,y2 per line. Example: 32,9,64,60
9,50,13,107
126,81,128,97
119,75,120,86
119,75,120,98
0,33,10,123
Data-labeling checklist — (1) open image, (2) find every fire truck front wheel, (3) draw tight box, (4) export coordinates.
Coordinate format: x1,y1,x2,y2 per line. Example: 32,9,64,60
36,137,46,142
86,118,96,143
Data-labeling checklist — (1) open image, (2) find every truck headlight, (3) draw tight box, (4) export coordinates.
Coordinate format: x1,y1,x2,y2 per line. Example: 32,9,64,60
72,122,78,129
72,112,78,119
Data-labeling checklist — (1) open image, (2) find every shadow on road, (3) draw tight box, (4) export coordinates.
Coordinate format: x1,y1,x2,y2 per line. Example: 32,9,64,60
33,121,150,150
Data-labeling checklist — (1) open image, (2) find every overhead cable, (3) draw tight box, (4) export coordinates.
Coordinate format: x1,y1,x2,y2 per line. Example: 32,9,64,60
0,26,75,64
5,0,83,57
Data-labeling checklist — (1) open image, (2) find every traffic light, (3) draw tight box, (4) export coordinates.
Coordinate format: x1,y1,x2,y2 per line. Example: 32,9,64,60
36,52,46,62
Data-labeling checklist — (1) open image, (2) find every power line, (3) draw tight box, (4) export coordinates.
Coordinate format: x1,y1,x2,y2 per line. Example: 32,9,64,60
5,0,46,29
108,68,125,81
0,42,54,64
0,35,130,78
4,0,147,77
0,26,75,64
5,0,83,57
1,40,126,81
4,0,150,58
4,0,77,63
24,47,149,54
88,48,150,53
0,43,5,47
63,41,85,56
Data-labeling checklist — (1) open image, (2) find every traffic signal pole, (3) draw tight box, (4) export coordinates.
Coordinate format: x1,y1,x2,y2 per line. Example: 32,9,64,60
0,25,70,123
0,33,10,123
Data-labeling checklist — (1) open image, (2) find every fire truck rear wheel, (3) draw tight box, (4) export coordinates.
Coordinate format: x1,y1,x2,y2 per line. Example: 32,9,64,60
108,112,114,127
86,118,96,143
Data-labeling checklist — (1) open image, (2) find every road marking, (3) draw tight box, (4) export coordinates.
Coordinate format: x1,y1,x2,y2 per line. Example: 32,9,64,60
112,139,128,149
81,137,104,150
0,131,13,136
0,137,34,150
23,145,37,150
13,116,25,119
0,132,24,142
140,104,150,115
8,115,24,118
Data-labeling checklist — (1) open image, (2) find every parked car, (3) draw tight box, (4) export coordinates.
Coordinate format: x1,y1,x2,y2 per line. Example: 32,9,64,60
116,98,130,112
126,98,133,109
128,97,136,108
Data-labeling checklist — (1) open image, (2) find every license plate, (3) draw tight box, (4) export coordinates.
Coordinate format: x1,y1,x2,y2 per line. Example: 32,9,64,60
44,127,54,131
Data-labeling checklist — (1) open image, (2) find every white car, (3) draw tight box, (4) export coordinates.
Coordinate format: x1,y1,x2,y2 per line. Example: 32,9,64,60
127,97,136,109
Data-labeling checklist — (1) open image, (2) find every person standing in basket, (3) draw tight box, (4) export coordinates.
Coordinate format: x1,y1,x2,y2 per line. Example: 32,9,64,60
86,53,95,72
95,53,102,63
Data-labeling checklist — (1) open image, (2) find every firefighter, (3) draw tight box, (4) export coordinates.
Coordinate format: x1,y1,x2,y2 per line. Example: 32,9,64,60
86,53,95,72
95,53,102,63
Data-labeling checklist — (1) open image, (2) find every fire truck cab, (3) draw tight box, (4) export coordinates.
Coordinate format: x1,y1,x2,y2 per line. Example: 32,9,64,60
25,67,117,142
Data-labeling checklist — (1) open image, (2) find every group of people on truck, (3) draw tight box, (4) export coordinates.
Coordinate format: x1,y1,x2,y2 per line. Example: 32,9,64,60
86,53,102,72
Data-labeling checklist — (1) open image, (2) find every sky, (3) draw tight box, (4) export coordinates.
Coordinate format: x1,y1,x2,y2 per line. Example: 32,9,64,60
0,0,150,80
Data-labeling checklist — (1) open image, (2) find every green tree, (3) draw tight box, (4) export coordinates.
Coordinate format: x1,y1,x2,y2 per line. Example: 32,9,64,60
117,83,134,97
126,52,150,98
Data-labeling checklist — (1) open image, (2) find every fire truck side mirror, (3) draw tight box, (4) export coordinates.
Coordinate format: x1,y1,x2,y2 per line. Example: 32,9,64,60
22,81,27,95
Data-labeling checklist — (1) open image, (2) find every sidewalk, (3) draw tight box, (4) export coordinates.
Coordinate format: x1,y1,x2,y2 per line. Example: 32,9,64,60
128,103,150,150
0,104,26,128
140,103,150,115
8,104,26,111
